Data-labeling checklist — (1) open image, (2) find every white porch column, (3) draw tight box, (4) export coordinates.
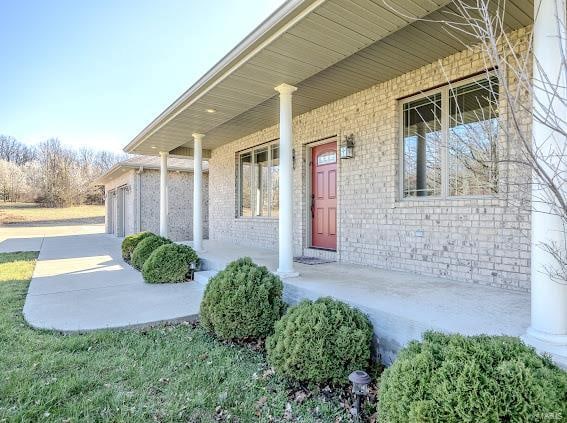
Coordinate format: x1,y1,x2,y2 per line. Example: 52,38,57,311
159,151,169,238
525,0,567,367
275,83,299,278
192,133,204,252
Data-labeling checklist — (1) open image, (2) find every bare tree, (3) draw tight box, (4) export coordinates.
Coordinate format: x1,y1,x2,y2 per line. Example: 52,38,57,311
0,159,28,202
0,135,126,206
28,139,74,206
0,135,35,165
75,147,126,204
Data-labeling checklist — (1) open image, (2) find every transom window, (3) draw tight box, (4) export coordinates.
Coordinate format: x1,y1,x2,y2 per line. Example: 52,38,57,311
401,75,499,198
317,151,336,165
238,141,279,217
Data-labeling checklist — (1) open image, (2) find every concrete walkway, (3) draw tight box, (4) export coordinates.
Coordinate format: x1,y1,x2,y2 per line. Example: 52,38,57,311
21,226,204,331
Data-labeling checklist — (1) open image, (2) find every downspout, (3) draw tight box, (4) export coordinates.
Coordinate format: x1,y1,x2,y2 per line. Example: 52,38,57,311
136,166,143,232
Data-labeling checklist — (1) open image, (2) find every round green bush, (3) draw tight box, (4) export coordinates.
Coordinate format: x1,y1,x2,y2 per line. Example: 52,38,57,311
199,257,284,340
130,234,171,270
142,243,199,283
121,231,154,261
266,297,373,384
378,331,567,422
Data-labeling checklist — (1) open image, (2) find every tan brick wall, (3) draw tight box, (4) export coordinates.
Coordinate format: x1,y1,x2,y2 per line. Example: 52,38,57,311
140,169,209,242
209,27,532,291
105,169,209,242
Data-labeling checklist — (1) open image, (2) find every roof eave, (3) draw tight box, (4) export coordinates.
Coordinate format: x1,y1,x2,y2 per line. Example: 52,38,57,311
94,163,207,186
123,0,322,154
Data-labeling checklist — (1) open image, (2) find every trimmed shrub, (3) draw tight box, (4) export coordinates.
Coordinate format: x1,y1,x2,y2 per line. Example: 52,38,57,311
130,234,171,270
121,231,154,261
199,257,284,340
266,297,373,384
142,243,199,283
378,331,567,422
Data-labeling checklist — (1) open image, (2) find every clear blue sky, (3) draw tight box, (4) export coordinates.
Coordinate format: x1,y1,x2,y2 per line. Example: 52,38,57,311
0,0,285,153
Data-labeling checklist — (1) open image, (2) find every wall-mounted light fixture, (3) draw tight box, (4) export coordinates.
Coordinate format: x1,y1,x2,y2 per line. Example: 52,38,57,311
340,134,355,159
292,148,296,169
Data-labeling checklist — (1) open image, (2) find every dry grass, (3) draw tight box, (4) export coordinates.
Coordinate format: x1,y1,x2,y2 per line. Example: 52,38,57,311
0,202,104,225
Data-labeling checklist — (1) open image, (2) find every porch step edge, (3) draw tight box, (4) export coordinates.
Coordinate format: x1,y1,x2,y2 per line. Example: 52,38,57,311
194,270,218,287
302,248,337,261
199,256,226,272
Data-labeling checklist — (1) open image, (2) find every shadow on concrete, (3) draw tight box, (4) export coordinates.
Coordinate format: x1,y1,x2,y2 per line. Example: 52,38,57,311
0,237,44,254
2,216,104,227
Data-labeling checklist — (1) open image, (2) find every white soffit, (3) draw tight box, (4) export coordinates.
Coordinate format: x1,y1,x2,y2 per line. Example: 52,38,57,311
126,0,532,155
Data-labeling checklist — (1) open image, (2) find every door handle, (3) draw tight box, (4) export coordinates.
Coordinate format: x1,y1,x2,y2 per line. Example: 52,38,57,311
311,194,315,218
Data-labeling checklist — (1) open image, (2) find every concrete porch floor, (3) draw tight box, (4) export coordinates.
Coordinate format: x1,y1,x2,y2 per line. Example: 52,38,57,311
189,240,531,364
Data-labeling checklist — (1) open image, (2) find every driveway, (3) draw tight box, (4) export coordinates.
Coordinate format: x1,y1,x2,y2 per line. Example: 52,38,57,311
3,224,204,331
0,223,103,253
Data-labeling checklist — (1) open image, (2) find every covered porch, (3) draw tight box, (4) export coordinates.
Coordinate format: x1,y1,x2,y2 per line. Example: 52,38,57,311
125,0,567,367
189,239,530,364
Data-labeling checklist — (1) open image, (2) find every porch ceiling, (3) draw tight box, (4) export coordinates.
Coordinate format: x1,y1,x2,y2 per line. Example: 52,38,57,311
125,0,533,156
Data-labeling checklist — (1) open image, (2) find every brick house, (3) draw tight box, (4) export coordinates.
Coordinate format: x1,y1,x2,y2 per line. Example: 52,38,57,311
96,156,209,241
122,0,567,365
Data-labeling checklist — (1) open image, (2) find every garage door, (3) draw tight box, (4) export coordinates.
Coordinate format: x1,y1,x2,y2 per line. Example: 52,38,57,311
116,186,127,237
107,190,116,234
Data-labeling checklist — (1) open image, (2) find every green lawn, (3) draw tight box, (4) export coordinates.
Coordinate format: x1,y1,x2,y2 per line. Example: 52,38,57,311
0,252,350,422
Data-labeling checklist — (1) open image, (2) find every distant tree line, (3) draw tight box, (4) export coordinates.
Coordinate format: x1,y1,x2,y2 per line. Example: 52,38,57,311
0,135,125,207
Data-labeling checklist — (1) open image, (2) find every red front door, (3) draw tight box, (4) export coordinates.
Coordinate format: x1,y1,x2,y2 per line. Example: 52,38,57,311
311,141,337,250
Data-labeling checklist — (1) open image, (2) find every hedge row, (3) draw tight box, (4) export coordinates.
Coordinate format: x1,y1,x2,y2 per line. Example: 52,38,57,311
199,256,567,421
121,231,153,261
378,331,567,422
122,232,199,284
199,257,373,384
200,257,284,340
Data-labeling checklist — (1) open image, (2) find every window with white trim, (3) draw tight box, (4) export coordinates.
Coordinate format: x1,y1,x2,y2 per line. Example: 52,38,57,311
401,75,499,198
238,141,279,217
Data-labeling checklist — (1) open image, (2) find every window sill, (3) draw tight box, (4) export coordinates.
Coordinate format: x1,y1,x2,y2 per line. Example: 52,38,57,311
393,194,504,208
235,216,279,222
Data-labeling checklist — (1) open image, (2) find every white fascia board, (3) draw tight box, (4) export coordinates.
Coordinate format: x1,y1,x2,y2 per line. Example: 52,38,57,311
123,0,324,153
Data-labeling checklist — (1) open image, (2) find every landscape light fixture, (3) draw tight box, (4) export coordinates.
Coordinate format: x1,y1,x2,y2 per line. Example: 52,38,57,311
348,370,371,418
340,134,355,159
189,261,197,280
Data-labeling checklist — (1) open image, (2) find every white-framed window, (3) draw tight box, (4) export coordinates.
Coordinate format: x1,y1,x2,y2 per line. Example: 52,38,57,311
237,141,279,217
401,74,499,198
